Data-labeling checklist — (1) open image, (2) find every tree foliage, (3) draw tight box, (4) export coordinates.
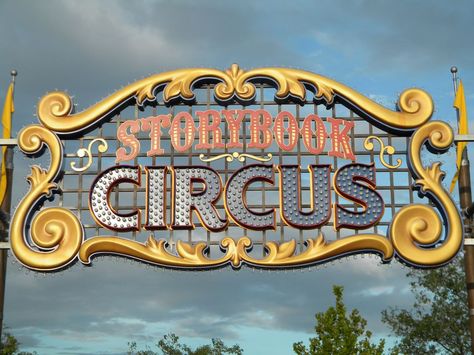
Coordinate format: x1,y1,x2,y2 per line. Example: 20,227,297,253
293,285,385,355
382,255,470,354
127,333,243,355
0,332,35,355
0,333,19,355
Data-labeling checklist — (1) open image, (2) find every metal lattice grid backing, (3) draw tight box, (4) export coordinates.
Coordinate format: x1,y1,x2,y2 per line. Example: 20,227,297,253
51,83,423,258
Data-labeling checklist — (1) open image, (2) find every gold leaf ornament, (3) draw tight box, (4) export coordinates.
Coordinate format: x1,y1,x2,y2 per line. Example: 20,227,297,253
214,64,255,101
79,233,394,269
28,166,57,196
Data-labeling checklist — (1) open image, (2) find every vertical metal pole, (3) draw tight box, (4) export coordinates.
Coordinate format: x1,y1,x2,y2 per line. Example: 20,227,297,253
452,66,474,354
0,148,13,341
0,69,16,341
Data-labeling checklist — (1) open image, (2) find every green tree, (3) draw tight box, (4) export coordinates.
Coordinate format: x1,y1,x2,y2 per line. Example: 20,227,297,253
382,255,470,354
127,333,243,355
293,285,385,355
0,332,35,355
0,333,19,355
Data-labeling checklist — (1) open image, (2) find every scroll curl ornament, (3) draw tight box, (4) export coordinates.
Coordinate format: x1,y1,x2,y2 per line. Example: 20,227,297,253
70,138,108,172
37,65,433,134
364,136,402,169
199,152,273,163
390,121,463,266
79,233,393,269
10,125,83,270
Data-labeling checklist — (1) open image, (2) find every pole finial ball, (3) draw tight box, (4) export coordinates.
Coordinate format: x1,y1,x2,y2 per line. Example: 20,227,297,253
10,70,17,77
450,66,458,74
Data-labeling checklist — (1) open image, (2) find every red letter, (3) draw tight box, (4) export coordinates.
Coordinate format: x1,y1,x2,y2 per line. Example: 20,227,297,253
301,114,327,155
116,120,140,162
248,109,273,149
327,117,355,160
222,109,245,148
273,111,298,151
140,114,171,156
195,110,225,150
169,112,196,152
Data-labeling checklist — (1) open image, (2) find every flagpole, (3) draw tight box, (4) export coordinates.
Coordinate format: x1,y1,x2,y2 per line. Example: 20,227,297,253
452,66,474,353
0,69,16,342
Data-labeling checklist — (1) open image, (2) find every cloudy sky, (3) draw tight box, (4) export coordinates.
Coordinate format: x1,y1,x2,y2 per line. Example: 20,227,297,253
0,0,473,354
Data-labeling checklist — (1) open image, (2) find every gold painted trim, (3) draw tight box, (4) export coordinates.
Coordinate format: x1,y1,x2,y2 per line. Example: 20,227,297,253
390,121,463,266
79,234,393,269
37,64,433,134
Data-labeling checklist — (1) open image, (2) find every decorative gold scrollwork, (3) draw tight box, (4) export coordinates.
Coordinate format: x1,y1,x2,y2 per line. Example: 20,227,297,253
364,136,402,169
11,66,461,271
390,121,463,266
37,65,433,134
199,152,273,163
79,234,393,269
10,125,83,270
70,138,108,172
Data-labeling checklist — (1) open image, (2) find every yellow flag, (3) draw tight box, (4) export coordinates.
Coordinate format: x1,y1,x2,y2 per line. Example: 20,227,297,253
0,83,14,206
450,80,469,192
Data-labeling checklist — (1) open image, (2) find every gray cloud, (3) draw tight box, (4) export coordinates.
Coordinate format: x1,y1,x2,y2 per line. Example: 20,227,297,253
5,255,412,353
0,0,471,353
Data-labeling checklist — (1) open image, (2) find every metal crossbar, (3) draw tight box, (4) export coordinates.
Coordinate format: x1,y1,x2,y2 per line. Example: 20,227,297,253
0,139,17,146
455,135,474,142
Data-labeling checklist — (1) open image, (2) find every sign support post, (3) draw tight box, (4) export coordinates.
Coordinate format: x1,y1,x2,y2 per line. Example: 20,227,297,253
0,70,16,341
452,66,474,354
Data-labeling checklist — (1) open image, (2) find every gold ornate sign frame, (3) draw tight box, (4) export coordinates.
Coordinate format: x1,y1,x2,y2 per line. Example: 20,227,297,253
11,65,462,271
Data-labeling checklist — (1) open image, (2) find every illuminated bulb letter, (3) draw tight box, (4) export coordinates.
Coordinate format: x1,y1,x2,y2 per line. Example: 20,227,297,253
248,110,273,149
116,120,141,162
301,114,327,154
195,110,225,149
171,167,227,231
224,164,275,230
169,112,196,152
145,167,167,230
333,163,384,230
278,165,331,229
327,117,355,160
273,111,298,151
222,109,245,149
140,115,171,156
89,166,141,231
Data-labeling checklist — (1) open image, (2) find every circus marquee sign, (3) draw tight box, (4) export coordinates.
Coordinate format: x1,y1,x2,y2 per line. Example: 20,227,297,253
11,65,462,271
